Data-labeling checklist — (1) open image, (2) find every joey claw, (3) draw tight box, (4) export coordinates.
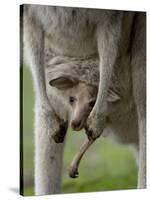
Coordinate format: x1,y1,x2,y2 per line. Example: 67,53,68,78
69,166,79,178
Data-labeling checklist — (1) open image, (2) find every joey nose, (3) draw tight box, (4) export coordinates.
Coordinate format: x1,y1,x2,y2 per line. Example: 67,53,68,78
71,120,82,131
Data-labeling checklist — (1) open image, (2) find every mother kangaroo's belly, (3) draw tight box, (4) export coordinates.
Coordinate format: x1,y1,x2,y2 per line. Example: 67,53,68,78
45,35,98,58
42,7,98,57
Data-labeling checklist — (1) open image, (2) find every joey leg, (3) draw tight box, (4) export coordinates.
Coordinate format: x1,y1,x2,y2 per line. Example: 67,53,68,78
69,138,95,178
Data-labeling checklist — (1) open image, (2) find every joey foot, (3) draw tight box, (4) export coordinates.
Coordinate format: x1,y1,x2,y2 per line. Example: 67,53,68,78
69,138,95,178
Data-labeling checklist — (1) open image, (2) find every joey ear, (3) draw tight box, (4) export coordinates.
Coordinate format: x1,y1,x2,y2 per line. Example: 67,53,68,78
49,75,78,89
107,89,121,102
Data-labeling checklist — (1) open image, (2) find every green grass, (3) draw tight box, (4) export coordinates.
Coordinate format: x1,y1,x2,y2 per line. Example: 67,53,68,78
22,66,137,196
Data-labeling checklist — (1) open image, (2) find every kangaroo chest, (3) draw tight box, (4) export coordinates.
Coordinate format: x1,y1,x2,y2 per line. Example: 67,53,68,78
34,7,100,57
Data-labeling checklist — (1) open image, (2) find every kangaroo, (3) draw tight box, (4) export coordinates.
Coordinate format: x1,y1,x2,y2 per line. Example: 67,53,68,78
22,4,146,194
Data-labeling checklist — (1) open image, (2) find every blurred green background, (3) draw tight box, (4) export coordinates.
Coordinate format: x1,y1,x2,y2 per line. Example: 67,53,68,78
22,66,137,196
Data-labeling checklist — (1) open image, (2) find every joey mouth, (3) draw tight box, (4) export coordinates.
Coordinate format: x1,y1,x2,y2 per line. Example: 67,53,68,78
71,120,85,131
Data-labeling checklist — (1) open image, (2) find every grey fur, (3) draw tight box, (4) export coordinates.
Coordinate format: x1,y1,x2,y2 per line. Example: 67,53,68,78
22,4,146,195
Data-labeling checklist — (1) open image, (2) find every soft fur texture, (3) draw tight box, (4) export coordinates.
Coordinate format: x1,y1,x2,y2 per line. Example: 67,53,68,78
22,5,146,195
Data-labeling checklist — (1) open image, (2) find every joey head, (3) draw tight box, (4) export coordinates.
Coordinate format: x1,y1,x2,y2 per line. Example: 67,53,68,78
49,75,98,132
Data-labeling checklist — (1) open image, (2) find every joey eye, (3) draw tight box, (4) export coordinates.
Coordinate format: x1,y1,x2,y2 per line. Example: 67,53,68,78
69,96,76,105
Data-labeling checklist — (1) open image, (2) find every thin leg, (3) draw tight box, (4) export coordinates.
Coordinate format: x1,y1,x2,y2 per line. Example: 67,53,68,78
34,104,65,195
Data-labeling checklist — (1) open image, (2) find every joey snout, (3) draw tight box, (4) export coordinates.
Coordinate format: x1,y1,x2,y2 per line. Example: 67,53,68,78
71,119,83,131
71,99,96,131
71,116,88,131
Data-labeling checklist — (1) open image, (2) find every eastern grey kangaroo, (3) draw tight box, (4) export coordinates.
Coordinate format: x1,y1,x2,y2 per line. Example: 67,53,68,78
22,4,146,195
